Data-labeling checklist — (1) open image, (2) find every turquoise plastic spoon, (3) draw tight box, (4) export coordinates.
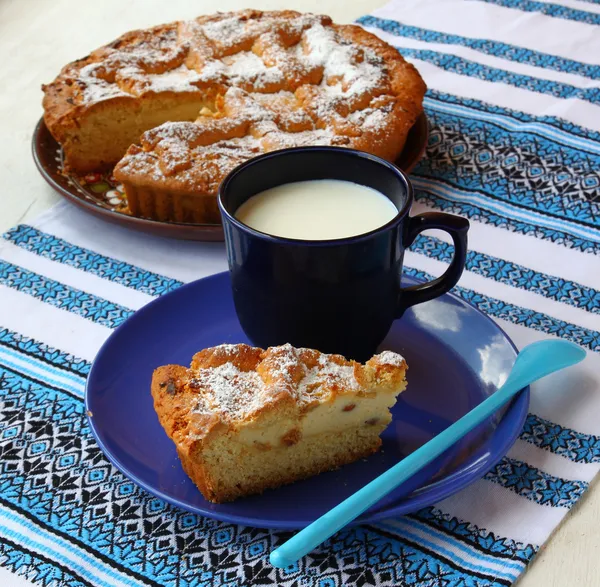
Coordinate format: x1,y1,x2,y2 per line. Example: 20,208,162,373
270,339,586,568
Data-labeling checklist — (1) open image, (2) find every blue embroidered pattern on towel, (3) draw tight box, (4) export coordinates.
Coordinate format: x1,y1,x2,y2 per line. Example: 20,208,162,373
1,1,600,585
0,326,91,377
521,414,600,463
414,186,600,253
6,225,600,314
410,235,600,314
410,507,538,562
3,225,181,297
475,0,600,25
375,520,523,582
0,356,535,587
395,47,600,104
358,15,600,80
409,89,600,253
484,457,588,507
413,175,600,246
0,261,134,328
416,108,600,229
4,229,599,353
427,90,600,146
0,538,91,587
404,266,600,352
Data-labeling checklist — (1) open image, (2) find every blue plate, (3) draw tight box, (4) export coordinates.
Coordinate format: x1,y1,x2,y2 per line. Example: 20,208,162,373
86,272,529,529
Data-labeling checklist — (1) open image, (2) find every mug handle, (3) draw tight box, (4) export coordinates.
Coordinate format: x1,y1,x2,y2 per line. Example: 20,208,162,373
397,212,470,317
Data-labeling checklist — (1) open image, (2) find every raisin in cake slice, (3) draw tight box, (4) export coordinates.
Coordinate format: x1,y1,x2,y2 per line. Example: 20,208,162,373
151,343,407,503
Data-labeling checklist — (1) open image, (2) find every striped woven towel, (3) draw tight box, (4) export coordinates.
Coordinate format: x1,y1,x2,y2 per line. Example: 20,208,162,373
1,0,599,585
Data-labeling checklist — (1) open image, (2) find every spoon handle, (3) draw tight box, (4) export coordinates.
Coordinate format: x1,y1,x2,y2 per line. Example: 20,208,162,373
270,339,585,569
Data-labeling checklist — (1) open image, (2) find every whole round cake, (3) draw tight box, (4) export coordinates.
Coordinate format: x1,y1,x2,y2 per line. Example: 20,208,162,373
42,10,426,224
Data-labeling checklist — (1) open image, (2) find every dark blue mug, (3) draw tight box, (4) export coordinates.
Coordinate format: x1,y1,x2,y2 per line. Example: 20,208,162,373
218,147,469,361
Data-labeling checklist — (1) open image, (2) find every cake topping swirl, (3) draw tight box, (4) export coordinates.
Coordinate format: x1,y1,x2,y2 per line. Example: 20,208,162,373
187,343,406,422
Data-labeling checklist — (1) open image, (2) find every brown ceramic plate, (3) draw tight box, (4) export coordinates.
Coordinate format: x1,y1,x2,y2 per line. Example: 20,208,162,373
32,114,428,241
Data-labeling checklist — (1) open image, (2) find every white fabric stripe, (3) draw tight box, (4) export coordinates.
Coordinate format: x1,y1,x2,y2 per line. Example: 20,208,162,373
494,320,600,436
0,568,35,587
404,252,600,332
435,477,566,545
364,26,600,88
382,518,525,578
404,57,600,132
31,202,228,284
373,0,600,63
0,286,108,362
0,240,152,310
509,439,599,483
0,506,136,587
410,200,600,291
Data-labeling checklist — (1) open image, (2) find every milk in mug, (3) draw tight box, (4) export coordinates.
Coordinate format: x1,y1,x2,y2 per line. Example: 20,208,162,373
235,179,398,240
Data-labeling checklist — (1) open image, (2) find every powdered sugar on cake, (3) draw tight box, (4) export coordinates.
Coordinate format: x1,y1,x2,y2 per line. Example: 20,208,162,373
201,15,247,44
299,354,361,396
191,362,266,418
375,350,406,366
303,23,384,99
69,11,394,182
137,66,204,93
77,64,130,103
38,9,427,210
72,13,385,104
188,343,389,422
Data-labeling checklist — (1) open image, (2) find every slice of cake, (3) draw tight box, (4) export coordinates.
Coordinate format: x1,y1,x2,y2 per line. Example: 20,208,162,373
151,343,407,503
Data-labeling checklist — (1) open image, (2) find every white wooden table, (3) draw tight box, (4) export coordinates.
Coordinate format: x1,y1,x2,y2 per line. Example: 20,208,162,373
1,1,598,585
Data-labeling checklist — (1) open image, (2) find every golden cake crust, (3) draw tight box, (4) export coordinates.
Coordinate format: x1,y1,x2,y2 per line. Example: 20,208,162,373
42,10,426,223
151,343,408,502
